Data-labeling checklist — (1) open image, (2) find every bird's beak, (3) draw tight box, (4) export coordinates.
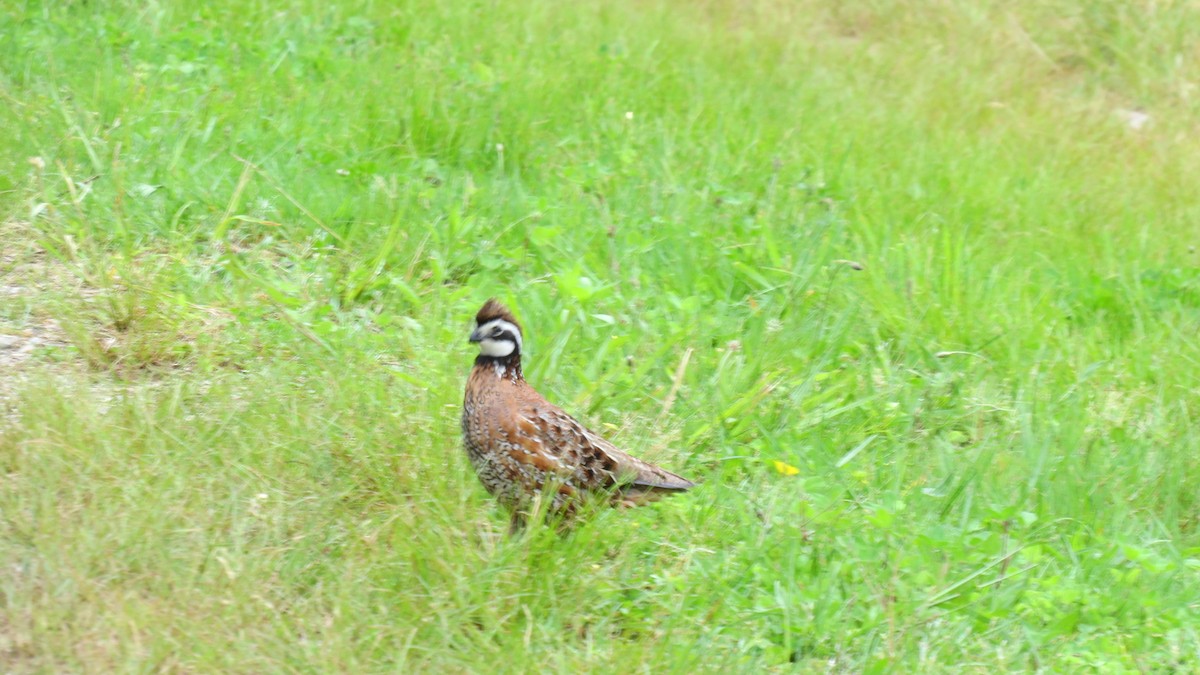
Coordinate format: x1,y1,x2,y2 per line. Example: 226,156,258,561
468,327,485,343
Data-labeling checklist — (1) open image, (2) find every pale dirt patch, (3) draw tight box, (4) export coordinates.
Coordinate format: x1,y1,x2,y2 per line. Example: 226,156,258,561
0,220,89,421
1,220,239,424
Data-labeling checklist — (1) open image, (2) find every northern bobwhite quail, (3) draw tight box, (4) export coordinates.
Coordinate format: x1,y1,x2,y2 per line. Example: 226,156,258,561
461,299,694,531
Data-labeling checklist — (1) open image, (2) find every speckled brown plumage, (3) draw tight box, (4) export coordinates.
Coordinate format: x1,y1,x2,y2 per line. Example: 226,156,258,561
461,299,694,530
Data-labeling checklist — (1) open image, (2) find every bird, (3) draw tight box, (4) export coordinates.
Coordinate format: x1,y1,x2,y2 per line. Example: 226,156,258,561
461,298,694,532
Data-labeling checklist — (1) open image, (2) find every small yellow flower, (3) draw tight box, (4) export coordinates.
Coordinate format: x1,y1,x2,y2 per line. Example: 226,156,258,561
773,460,800,476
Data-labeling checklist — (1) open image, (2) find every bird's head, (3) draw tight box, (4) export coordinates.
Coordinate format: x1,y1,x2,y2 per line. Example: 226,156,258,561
469,298,523,358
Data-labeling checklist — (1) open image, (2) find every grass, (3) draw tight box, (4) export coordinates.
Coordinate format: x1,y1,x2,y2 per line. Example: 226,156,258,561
2,0,1200,670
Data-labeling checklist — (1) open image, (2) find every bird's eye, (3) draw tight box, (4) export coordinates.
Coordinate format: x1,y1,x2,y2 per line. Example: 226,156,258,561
491,328,503,338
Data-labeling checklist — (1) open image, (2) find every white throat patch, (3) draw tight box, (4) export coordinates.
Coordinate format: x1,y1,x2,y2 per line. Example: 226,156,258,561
478,337,516,358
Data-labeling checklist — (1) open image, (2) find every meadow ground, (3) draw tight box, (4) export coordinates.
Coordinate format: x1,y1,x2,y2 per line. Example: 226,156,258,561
2,0,1200,671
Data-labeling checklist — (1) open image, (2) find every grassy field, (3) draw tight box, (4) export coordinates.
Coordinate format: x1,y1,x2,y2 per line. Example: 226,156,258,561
3,0,1200,671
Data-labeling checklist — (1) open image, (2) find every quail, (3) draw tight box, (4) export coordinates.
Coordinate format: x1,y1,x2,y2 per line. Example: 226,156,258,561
460,299,694,531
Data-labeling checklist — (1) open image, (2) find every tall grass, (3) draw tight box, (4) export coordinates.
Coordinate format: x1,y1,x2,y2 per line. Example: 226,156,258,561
2,0,1199,670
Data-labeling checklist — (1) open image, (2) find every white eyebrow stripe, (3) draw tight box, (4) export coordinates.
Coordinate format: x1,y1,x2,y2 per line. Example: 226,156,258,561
476,318,523,352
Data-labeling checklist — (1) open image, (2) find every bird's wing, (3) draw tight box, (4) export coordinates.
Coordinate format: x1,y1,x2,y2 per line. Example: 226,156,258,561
514,403,694,496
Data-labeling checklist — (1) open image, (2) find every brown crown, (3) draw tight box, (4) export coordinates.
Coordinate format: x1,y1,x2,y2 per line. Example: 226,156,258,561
474,298,521,330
